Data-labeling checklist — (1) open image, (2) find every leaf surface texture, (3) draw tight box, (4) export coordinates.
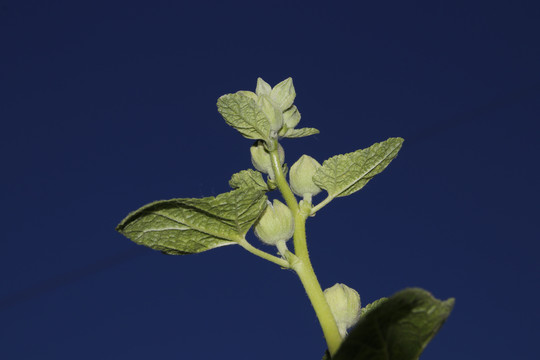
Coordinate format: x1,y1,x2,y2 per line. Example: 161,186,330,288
314,138,404,198
116,188,267,255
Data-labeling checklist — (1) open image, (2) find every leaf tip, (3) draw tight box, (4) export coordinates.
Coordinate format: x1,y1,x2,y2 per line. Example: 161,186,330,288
443,297,456,310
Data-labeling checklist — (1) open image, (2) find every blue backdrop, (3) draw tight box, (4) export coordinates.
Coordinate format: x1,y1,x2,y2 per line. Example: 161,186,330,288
1,1,539,359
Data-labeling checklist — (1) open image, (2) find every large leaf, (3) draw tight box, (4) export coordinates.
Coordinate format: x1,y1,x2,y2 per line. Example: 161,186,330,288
229,169,269,192
313,138,403,199
217,92,271,143
116,188,267,255
333,288,454,360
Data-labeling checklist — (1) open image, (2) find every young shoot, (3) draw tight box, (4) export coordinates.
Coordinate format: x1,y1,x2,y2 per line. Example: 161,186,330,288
117,77,454,360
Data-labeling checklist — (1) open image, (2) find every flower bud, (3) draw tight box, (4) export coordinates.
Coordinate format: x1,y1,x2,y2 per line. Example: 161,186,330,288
289,155,322,198
256,77,272,96
250,141,285,180
283,105,301,129
254,200,295,245
258,95,284,132
324,283,361,337
270,77,296,111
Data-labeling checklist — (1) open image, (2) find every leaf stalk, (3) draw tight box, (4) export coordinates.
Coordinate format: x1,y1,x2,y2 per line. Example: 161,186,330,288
310,194,334,215
238,238,290,268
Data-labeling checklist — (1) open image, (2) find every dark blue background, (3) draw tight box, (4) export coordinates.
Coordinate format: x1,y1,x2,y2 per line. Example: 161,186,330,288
1,1,538,359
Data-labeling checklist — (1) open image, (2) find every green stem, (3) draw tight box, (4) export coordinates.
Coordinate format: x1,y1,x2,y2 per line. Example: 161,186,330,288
269,142,343,356
292,212,343,355
238,238,290,268
269,146,299,214
310,194,334,215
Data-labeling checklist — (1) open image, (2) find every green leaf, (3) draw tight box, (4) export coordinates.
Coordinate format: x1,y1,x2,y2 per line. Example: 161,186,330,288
217,92,271,143
236,90,258,102
229,169,269,192
360,297,387,317
116,187,268,255
282,127,320,138
313,137,403,199
333,288,454,360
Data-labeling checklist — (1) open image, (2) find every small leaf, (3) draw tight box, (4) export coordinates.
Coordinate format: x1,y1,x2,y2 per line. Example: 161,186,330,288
217,92,271,143
313,137,403,199
282,127,320,138
116,188,267,255
229,169,269,192
333,288,454,360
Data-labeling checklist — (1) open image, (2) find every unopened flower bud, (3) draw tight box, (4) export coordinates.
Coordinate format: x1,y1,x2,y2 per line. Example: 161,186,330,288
283,105,301,129
254,200,294,245
289,155,322,198
258,95,283,132
256,77,272,96
270,77,296,111
324,283,361,337
250,141,285,180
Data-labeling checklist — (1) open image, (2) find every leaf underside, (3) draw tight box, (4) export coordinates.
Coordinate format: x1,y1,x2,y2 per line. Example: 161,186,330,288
116,187,267,255
313,137,404,199
332,288,454,360
283,127,320,138
229,169,269,192
217,92,272,143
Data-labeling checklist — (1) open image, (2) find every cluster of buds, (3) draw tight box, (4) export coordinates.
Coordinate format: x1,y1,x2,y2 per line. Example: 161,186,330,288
238,77,299,137
246,78,322,248
324,283,361,337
